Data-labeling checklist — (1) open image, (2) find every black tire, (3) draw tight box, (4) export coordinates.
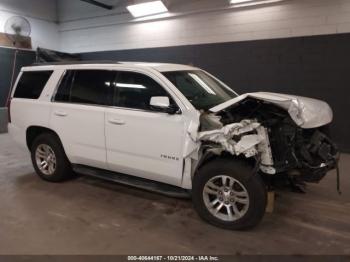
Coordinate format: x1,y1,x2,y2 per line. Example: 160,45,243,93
30,133,73,182
192,158,267,230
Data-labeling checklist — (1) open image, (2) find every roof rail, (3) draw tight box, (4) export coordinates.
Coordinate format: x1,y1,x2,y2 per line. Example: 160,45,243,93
31,60,121,66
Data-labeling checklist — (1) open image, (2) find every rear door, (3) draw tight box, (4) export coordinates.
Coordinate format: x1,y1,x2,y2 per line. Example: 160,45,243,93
105,71,185,186
50,69,115,169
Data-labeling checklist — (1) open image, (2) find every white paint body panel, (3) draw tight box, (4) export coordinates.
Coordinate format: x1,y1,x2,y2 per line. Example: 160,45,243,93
9,99,52,149
49,103,107,169
105,108,185,186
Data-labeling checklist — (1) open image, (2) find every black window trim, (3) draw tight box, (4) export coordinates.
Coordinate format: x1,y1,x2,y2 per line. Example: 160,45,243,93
51,69,182,114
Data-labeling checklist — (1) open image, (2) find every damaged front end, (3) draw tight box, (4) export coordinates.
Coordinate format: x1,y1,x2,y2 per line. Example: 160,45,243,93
198,116,274,174
195,92,339,191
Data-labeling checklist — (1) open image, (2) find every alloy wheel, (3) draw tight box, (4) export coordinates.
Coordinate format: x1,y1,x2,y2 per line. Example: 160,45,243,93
203,175,250,222
35,144,57,176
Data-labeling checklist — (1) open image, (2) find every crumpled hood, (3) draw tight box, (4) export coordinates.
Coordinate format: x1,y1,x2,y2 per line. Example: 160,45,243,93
210,92,333,129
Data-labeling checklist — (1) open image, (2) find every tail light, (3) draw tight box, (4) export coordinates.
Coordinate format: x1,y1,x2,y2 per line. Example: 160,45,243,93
6,98,11,123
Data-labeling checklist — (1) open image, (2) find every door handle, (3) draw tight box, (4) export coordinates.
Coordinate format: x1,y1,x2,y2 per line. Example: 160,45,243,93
54,110,68,117
108,118,126,125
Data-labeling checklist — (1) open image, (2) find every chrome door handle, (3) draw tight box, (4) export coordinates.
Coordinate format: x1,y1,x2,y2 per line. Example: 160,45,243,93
54,110,68,117
108,118,126,125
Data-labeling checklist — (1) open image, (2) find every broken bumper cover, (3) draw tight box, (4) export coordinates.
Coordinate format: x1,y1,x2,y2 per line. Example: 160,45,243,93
298,129,339,183
299,151,339,183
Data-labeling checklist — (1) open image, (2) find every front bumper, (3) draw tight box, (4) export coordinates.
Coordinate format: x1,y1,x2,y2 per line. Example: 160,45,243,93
299,130,339,183
300,152,339,183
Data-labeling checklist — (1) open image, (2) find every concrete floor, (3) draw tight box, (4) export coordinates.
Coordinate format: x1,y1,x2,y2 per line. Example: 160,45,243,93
0,133,349,255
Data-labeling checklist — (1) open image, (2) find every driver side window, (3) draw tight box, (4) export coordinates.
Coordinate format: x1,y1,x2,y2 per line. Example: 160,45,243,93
113,71,174,111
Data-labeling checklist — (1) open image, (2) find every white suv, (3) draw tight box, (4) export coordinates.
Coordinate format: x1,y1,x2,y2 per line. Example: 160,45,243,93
8,61,338,230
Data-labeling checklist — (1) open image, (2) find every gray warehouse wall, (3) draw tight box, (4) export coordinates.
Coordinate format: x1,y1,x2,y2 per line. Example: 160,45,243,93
81,33,350,152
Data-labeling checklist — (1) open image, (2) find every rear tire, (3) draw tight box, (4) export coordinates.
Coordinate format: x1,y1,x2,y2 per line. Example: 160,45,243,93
30,133,73,182
192,158,267,230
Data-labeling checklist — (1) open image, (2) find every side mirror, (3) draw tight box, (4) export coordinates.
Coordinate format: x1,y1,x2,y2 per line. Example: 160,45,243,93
150,96,179,115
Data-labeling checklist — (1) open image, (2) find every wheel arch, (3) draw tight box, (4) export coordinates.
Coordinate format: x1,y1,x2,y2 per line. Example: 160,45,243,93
194,151,260,178
26,126,63,151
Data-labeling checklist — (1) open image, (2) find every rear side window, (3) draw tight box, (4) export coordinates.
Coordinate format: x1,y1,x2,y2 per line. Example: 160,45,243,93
14,71,53,99
55,70,116,106
113,71,170,111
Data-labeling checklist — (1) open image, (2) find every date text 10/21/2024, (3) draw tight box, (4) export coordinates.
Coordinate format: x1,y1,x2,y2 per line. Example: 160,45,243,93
127,256,220,261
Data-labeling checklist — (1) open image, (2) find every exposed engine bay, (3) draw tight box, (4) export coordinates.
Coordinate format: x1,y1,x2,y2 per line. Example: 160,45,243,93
196,94,339,187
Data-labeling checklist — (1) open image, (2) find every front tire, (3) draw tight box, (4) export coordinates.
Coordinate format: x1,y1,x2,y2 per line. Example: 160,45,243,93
192,158,267,230
31,133,73,182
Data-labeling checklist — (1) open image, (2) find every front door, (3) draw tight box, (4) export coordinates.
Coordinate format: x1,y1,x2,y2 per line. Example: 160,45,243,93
105,71,185,186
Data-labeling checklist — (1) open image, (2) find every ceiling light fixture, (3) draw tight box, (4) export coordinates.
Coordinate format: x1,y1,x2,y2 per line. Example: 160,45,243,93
127,1,168,18
229,0,284,7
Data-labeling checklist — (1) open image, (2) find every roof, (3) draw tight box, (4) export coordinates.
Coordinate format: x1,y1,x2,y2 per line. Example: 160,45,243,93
29,61,198,72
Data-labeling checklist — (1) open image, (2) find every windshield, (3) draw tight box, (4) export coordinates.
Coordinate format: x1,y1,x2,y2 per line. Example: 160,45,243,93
163,70,237,110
